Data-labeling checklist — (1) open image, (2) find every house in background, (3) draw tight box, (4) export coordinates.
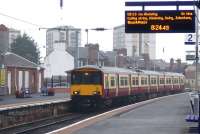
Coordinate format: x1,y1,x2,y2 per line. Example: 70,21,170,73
67,43,106,67
43,42,74,78
0,52,44,95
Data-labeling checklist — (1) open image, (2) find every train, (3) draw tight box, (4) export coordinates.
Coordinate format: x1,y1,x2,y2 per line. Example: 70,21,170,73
68,65,185,110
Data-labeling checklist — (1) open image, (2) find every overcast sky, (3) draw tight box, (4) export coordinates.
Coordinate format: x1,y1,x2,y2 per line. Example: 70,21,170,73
0,0,196,62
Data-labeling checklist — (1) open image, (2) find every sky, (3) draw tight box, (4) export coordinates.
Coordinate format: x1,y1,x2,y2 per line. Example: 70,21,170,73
0,0,196,63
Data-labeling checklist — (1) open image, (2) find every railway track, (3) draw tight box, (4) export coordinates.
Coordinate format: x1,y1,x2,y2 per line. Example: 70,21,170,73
0,103,121,134
0,113,91,134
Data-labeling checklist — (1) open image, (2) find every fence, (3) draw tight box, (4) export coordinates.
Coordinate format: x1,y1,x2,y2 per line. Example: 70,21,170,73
44,75,70,88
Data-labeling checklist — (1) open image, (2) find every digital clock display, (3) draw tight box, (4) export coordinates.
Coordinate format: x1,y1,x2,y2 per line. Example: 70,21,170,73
125,10,195,33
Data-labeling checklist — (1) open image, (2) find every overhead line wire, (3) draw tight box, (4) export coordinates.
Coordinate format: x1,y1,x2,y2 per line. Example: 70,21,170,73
0,12,44,28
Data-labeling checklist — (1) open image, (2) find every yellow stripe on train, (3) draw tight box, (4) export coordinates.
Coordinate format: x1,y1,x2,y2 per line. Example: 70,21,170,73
71,85,103,96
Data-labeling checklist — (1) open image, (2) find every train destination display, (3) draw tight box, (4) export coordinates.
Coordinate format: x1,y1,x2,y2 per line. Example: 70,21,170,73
125,10,195,33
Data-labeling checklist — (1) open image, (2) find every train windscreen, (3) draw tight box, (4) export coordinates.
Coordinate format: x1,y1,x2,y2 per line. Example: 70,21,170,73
71,71,102,84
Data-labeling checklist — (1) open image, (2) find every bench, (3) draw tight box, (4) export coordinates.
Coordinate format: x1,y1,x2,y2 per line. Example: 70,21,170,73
186,114,199,122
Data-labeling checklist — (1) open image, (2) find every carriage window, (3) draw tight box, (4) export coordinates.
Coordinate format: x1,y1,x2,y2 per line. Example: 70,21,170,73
141,77,146,85
132,77,135,85
110,76,115,87
151,78,154,84
145,78,147,85
132,77,139,85
169,78,171,84
124,77,128,86
136,77,139,85
151,77,156,84
141,78,144,85
160,78,164,84
120,77,124,86
120,76,128,86
180,78,183,83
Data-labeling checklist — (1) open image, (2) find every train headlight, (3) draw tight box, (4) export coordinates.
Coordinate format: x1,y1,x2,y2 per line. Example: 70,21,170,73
93,91,100,95
73,91,80,95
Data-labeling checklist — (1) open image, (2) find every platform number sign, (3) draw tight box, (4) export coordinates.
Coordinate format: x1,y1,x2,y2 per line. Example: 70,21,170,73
185,33,196,45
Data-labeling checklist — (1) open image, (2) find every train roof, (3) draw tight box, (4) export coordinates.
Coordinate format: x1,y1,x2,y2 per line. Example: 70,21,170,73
164,72,184,77
140,70,184,77
70,65,138,74
68,65,184,77
140,70,164,75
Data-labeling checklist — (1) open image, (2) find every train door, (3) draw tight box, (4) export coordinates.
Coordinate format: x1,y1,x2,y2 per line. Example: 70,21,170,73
148,75,150,93
128,74,131,95
157,75,159,93
104,74,109,97
115,74,119,97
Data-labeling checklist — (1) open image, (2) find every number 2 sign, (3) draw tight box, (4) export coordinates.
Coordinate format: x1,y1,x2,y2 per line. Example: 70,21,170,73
185,33,196,45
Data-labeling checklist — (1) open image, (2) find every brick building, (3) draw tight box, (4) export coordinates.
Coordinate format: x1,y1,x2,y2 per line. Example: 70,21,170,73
0,52,44,95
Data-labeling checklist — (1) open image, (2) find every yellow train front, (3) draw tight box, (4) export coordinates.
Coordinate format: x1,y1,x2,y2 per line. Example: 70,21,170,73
69,66,104,109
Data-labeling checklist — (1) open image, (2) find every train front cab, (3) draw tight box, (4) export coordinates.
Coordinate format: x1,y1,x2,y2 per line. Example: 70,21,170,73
70,67,104,109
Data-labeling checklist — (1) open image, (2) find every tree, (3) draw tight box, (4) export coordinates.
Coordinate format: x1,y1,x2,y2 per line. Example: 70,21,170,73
11,33,40,64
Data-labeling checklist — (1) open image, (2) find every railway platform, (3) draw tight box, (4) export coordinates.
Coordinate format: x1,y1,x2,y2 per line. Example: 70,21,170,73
0,92,70,110
52,93,196,134
0,92,71,129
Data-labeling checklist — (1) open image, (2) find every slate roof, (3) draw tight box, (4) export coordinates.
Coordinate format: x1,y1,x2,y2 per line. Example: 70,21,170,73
67,47,88,59
3,52,39,69
66,47,106,60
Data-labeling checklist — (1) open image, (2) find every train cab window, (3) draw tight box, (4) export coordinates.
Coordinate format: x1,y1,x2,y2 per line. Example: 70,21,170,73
71,71,102,84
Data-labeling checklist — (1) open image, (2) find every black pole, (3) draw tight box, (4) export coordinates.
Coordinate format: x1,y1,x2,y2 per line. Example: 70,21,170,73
51,75,53,88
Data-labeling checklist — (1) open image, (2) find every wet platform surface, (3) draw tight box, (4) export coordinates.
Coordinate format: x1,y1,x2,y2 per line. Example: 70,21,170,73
74,93,197,134
0,93,70,109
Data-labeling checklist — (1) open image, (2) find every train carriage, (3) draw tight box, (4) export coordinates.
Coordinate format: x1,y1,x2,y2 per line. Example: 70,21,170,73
68,65,185,110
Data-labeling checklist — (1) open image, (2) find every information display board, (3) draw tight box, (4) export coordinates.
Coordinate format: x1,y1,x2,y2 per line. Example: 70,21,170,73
125,10,195,33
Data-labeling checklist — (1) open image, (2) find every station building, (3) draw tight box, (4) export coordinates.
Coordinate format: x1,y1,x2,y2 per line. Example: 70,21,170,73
0,52,44,95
